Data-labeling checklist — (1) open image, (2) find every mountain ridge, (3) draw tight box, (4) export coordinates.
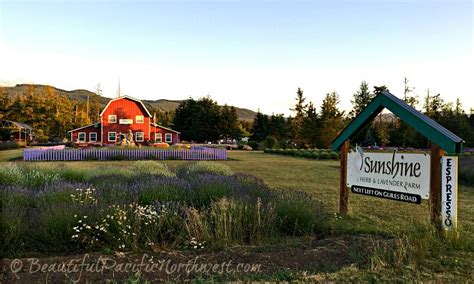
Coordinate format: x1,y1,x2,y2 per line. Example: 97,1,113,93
1,84,257,121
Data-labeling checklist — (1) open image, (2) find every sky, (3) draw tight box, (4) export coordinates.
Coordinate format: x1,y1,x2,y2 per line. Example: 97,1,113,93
0,0,472,116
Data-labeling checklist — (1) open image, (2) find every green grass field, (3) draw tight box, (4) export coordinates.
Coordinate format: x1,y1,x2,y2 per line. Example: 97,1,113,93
1,149,473,281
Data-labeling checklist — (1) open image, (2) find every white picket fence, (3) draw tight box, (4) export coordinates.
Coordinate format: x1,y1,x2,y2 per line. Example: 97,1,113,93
23,147,227,161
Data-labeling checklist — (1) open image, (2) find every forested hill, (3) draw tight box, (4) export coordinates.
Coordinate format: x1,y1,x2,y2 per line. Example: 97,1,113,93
1,84,257,121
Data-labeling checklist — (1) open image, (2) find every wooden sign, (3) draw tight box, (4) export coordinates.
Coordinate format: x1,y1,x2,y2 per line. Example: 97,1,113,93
331,91,464,232
347,150,430,203
119,119,133,124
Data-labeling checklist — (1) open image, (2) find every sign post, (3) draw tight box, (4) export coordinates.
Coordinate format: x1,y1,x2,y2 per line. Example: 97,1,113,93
430,144,444,230
339,140,349,216
330,91,463,232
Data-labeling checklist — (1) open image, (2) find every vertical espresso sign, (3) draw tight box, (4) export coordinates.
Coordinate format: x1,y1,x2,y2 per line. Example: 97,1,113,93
441,156,458,230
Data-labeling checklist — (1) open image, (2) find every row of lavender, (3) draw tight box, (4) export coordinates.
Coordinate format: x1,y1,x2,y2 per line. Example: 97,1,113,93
23,147,227,161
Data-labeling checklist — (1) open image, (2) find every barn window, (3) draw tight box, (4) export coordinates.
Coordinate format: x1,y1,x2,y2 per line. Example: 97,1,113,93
108,115,117,123
89,132,97,142
136,115,144,124
108,132,116,142
135,132,144,142
78,132,86,142
155,133,162,143
165,133,173,143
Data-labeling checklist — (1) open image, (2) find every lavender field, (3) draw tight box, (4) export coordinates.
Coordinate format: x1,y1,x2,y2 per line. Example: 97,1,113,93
1,151,473,282
0,161,327,257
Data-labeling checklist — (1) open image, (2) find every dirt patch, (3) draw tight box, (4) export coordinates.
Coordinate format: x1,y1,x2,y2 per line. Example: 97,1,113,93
1,235,393,282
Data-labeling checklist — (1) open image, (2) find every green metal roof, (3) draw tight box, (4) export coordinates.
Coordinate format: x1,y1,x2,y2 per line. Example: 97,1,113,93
331,91,464,153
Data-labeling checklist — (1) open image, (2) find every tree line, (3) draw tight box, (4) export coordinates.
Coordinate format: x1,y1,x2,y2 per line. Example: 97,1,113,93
249,79,474,149
1,80,473,148
0,85,175,142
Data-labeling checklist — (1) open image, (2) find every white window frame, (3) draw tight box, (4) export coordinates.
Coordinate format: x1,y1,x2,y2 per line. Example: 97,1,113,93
136,115,144,124
78,132,86,142
89,132,97,142
135,132,144,142
108,115,117,123
155,133,162,143
108,132,116,142
165,133,173,143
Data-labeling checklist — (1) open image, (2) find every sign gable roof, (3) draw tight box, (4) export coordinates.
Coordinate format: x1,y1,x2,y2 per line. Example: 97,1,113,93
330,91,464,153
99,96,152,117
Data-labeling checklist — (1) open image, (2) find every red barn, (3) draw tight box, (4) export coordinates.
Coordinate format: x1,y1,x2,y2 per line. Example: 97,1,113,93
68,96,180,146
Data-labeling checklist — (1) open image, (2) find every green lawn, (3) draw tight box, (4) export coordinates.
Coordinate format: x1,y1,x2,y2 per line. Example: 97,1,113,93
1,149,473,281
0,148,23,161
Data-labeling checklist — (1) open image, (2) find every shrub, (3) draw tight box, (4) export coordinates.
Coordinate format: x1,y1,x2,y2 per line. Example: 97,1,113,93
295,151,304,157
0,163,23,185
131,161,175,177
0,163,61,188
320,152,331,159
22,170,61,188
133,177,189,205
302,151,312,158
178,161,233,177
329,151,339,160
310,152,320,159
264,136,278,149
0,141,26,150
205,197,276,244
275,191,327,235
0,205,29,256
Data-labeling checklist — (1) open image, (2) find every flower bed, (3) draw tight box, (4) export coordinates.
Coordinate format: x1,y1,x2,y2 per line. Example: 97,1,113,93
0,162,328,257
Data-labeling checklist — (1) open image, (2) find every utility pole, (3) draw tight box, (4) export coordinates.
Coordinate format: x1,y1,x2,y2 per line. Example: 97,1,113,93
86,95,90,123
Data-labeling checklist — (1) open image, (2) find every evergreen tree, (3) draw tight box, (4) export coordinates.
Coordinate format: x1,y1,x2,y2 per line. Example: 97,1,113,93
349,81,373,118
350,81,375,145
290,87,308,146
268,114,286,141
301,102,319,147
423,90,443,121
318,91,345,148
250,111,270,142
219,105,242,141
173,97,222,142
373,85,389,96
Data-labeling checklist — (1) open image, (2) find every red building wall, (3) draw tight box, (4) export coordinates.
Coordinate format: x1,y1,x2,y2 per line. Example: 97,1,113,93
69,96,180,146
101,98,151,145
70,124,101,143
151,125,180,144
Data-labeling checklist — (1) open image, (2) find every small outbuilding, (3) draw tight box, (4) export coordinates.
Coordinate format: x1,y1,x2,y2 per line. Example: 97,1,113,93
0,120,34,142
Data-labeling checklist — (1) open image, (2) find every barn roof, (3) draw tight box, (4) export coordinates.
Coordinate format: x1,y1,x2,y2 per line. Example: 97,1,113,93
68,123,101,132
330,91,464,154
151,123,181,134
99,96,152,117
1,120,33,130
